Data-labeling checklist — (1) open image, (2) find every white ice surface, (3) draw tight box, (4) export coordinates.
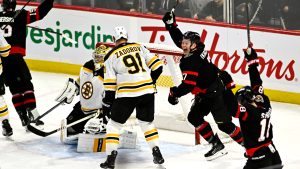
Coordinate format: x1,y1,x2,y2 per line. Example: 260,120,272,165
0,71,300,169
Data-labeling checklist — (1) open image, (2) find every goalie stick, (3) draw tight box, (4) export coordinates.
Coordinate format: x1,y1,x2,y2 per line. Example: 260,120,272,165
31,99,66,123
27,110,101,137
27,26,78,44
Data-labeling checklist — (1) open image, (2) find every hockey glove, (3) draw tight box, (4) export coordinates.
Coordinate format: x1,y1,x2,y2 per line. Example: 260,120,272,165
55,78,79,104
168,86,179,105
218,70,236,90
244,47,259,67
162,11,178,30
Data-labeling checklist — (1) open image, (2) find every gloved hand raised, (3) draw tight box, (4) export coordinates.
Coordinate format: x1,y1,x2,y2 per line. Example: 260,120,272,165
244,47,258,61
162,11,177,30
168,86,179,105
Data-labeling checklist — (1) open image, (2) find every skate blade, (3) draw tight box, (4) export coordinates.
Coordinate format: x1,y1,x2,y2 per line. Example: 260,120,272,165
205,149,228,161
29,123,44,131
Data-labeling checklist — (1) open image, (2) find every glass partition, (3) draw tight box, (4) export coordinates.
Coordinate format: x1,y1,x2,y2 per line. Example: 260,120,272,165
16,0,300,31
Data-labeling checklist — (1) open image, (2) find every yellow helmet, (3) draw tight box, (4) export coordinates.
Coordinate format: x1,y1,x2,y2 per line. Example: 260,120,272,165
93,44,110,64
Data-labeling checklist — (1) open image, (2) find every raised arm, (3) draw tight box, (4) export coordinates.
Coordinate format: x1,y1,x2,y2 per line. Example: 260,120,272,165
162,11,183,48
244,47,263,94
27,0,54,24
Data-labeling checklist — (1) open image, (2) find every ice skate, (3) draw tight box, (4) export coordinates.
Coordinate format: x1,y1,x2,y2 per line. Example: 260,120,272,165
205,134,228,161
152,146,164,164
28,108,44,130
17,111,30,130
2,119,13,137
100,150,118,169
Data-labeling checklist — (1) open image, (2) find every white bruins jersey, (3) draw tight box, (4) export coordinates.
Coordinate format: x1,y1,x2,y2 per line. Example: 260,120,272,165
0,35,10,57
79,60,105,113
104,43,163,98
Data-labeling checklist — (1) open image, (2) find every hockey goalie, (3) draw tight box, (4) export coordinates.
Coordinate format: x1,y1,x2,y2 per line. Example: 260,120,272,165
55,43,111,148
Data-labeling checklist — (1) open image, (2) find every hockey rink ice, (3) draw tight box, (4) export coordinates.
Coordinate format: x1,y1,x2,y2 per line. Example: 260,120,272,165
1,71,300,169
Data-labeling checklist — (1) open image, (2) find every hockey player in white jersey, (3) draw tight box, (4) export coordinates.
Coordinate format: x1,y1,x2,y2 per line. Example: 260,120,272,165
0,32,12,137
100,26,164,169
56,43,110,143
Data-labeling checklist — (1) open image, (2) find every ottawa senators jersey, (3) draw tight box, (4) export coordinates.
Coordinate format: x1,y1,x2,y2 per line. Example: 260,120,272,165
79,60,105,113
0,0,54,56
236,94,273,156
104,42,162,98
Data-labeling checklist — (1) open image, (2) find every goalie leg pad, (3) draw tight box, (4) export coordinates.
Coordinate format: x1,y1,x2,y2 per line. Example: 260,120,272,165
77,133,106,152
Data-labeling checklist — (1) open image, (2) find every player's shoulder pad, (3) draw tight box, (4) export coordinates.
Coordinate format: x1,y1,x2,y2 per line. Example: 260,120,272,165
104,47,115,62
83,59,95,71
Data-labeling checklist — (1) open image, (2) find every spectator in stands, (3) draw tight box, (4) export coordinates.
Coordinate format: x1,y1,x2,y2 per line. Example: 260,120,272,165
159,0,177,14
119,0,139,12
71,0,90,7
189,0,209,20
280,0,300,30
194,0,224,22
234,0,253,24
256,0,281,27
146,0,161,14
95,0,121,10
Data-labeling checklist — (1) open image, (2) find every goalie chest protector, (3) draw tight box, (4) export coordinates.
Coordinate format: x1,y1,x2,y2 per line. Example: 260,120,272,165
79,60,105,112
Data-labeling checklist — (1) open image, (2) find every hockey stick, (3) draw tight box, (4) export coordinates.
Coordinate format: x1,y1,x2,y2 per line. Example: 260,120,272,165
1,0,34,30
31,99,66,123
249,0,263,25
171,0,179,13
27,26,78,44
245,0,251,47
27,110,101,137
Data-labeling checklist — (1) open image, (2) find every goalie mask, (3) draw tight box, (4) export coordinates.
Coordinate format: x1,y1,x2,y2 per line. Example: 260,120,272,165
2,0,16,12
93,44,109,69
84,118,106,134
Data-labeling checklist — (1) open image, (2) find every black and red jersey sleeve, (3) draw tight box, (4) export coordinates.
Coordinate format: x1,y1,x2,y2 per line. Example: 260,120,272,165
27,0,54,24
249,63,263,94
168,27,183,48
173,59,199,97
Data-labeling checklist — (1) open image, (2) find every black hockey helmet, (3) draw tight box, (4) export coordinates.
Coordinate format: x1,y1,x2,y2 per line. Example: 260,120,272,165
2,0,16,12
235,86,255,104
183,31,201,46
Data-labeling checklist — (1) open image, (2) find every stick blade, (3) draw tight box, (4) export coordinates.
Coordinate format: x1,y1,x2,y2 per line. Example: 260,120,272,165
27,124,48,137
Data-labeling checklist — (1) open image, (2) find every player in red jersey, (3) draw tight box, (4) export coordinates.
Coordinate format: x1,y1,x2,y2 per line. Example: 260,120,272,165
0,0,54,129
233,47,283,169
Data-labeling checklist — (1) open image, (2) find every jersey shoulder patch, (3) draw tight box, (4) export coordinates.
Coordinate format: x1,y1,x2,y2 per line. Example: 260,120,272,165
83,60,95,71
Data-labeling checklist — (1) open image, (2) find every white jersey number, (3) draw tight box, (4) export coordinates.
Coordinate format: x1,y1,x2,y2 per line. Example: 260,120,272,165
258,118,271,142
1,25,12,37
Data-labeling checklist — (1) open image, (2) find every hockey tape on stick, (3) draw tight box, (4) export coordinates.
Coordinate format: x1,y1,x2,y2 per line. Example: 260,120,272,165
27,26,78,44
27,110,101,137
1,0,34,30
31,99,66,123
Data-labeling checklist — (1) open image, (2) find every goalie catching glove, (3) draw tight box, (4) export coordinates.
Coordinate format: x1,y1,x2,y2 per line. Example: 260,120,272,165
56,78,79,104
